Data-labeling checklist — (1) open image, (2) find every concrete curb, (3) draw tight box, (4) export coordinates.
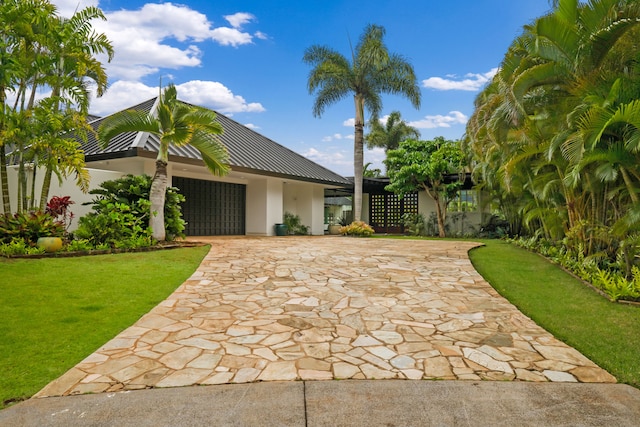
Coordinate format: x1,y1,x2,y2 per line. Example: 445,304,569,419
2,381,640,426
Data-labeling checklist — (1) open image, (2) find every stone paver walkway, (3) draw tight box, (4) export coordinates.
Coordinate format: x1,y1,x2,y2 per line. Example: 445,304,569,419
36,237,615,398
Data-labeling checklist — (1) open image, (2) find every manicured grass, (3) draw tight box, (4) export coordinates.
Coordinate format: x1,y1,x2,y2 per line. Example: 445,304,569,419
0,246,210,408
469,240,640,388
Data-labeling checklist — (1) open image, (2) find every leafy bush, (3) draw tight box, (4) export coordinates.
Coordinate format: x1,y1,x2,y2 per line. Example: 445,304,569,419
75,201,153,248
478,214,510,238
64,239,95,252
0,211,64,245
75,174,186,246
401,213,426,236
340,221,375,237
46,196,75,232
283,212,309,235
0,238,46,256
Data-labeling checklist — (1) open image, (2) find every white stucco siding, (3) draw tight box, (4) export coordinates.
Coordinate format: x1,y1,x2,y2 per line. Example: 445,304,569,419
245,177,285,236
1,165,125,230
283,181,326,235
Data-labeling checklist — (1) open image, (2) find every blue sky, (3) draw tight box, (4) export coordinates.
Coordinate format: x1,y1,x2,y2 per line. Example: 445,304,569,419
52,0,552,176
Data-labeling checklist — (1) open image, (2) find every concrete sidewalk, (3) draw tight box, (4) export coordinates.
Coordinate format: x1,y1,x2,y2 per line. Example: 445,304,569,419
2,380,640,426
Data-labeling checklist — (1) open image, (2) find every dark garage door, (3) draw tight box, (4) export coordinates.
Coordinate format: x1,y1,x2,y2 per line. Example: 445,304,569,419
173,177,246,236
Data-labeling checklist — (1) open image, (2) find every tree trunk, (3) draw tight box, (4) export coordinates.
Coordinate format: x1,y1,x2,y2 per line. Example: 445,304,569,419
0,83,11,214
39,165,51,211
353,94,365,222
422,183,446,237
620,167,638,204
149,159,168,241
0,145,10,214
434,195,446,238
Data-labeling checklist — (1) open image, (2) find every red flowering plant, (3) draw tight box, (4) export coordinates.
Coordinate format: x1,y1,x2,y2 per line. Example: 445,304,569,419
46,196,75,233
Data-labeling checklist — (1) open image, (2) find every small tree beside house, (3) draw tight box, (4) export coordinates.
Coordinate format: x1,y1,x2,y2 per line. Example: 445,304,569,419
385,137,466,238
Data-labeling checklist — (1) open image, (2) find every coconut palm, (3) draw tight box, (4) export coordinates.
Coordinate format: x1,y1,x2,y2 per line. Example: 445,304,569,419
98,84,230,241
303,24,421,221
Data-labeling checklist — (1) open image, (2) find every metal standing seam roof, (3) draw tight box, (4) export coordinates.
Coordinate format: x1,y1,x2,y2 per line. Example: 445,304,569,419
84,98,351,187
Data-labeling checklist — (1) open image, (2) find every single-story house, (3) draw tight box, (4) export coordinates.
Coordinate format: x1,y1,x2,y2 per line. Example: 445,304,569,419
2,97,351,236
2,97,487,237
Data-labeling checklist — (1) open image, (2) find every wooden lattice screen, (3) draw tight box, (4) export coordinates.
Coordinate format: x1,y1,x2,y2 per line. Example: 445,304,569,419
369,192,418,234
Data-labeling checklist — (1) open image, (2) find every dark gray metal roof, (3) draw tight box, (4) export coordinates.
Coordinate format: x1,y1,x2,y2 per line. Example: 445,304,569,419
84,98,350,186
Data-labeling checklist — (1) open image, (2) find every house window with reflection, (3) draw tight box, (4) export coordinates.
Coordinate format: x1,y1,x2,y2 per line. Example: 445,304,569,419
448,190,478,212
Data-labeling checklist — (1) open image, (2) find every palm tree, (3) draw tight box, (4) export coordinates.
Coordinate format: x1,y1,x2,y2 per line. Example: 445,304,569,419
303,24,421,221
0,0,53,213
36,5,113,209
98,84,230,241
465,0,640,253
366,110,420,153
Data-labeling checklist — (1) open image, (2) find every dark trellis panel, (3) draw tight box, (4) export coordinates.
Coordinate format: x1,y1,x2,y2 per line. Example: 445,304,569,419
369,192,418,234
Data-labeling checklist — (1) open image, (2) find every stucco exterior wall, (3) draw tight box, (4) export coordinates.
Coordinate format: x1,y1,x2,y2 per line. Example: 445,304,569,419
283,182,326,235
418,191,486,236
1,165,125,230
245,177,285,236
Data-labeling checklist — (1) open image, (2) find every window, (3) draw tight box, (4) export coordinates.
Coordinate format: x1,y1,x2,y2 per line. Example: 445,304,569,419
448,190,478,212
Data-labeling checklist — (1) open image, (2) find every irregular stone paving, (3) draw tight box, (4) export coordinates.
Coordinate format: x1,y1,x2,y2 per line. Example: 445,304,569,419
36,237,615,397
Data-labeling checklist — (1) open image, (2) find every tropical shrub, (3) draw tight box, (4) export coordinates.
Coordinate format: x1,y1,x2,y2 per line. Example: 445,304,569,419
0,238,46,256
45,196,75,232
75,174,186,246
0,211,64,245
401,213,426,236
283,212,309,235
64,239,95,252
340,221,374,237
75,200,153,248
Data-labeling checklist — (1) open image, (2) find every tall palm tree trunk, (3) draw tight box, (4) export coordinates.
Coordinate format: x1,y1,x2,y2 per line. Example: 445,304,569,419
149,160,168,241
353,95,365,221
0,145,9,213
39,166,51,210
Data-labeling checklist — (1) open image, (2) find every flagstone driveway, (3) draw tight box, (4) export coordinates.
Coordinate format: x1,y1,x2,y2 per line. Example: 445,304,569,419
36,236,615,398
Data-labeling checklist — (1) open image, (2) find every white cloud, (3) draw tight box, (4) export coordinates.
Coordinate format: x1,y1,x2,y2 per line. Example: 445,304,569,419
244,123,260,130
224,12,255,28
52,0,99,17
175,80,265,114
302,147,352,175
90,80,264,116
408,111,468,129
422,68,498,91
46,1,267,118
49,1,265,81
90,81,159,115
301,145,385,177
209,27,253,47
343,118,355,127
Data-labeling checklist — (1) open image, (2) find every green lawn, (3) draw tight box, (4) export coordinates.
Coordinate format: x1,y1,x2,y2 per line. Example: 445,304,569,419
469,240,640,388
0,246,210,408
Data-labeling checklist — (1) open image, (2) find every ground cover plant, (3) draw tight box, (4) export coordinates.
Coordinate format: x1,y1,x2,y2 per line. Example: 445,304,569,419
469,240,640,389
0,245,210,408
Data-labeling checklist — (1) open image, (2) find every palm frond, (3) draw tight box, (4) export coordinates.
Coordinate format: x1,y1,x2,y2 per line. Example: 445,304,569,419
97,110,158,148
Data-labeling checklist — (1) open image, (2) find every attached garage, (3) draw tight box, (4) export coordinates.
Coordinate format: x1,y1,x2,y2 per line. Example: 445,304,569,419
173,177,246,236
